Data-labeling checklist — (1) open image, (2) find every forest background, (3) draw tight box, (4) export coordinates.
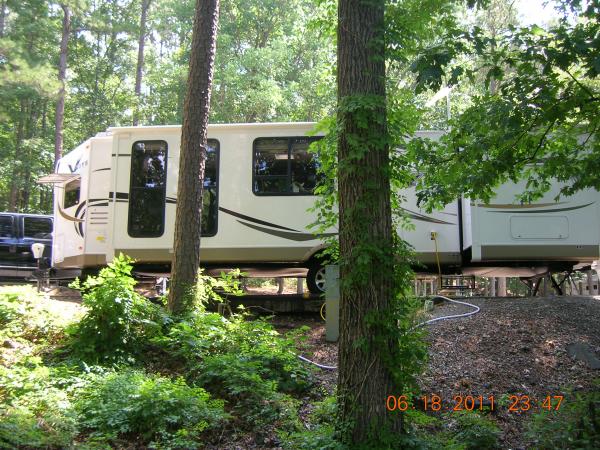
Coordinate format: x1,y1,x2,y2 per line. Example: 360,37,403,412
0,0,545,213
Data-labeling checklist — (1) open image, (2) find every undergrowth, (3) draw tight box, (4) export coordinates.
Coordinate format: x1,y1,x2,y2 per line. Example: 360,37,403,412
76,369,229,448
0,255,315,448
67,255,168,363
4,255,594,449
526,384,600,449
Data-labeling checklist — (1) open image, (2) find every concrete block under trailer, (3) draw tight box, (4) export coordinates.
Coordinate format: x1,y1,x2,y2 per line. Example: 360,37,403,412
40,123,600,293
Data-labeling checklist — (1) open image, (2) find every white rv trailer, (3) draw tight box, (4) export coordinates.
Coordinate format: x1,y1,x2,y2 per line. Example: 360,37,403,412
43,122,600,293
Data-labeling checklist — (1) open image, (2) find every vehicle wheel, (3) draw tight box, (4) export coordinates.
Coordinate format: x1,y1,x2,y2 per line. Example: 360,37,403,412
307,264,327,294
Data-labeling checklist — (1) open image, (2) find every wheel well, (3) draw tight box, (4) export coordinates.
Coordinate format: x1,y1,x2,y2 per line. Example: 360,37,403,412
305,249,333,269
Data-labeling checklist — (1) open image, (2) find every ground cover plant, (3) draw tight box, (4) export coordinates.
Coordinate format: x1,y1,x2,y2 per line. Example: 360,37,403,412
0,256,316,448
526,385,600,449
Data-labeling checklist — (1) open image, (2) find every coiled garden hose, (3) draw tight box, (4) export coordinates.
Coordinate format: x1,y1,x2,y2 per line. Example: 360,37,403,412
297,294,480,371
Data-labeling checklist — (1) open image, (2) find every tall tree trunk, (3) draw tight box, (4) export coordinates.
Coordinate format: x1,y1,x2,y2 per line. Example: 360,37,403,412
90,30,101,137
54,4,71,166
168,0,220,315
0,0,6,38
337,0,401,444
8,100,27,212
22,100,40,211
133,0,151,126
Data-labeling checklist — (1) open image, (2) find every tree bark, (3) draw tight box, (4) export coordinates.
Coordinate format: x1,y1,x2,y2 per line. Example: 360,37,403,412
8,99,27,212
337,0,401,444
133,0,151,126
0,0,6,38
168,0,220,314
54,4,71,166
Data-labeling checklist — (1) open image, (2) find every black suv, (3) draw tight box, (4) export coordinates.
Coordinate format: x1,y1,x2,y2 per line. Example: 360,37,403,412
0,213,53,279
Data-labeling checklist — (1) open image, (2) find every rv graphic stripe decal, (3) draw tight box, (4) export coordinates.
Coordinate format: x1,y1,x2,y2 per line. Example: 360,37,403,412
235,220,337,241
476,202,567,209
218,207,300,232
75,200,87,219
401,208,455,225
60,198,110,237
93,168,111,172
487,202,594,214
58,205,84,223
109,192,129,200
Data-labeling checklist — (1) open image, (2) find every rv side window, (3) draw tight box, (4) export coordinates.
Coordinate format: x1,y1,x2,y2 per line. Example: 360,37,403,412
0,216,14,238
202,140,219,237
23,217,53,239
64,178,81,208
253,136,321,195
128,140,168,238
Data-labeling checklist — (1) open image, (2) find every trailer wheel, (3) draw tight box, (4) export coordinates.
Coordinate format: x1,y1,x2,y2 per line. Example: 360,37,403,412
307,264,326,294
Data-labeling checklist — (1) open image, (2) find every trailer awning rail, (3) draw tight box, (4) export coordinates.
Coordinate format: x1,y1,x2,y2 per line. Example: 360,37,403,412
37,174,80,184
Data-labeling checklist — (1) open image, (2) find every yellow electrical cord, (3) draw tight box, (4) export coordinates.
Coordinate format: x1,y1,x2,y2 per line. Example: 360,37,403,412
320,302,326,321
433,232,442,292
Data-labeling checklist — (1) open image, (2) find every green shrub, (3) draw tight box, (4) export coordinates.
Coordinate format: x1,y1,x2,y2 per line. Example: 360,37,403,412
76,369,228,448
281,425,344,450
194,353,300,429
156,311,313,394
0,286,78,368
526,386,600,449
280,396,344,450
0,359,81,449
449,411,500,450
0,286,72,342
0,291,23,327
69,254,167,363
153,306,312,431
397,409,500,450
0,404,78,449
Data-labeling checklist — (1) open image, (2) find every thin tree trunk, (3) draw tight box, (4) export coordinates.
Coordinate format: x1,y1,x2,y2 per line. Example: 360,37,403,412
54,4,71,166
90,30,100,136
168,0,220,315
0,0,6,38
8,100,27,212
337,0,401,444
22,100,40,211
133,0,151,126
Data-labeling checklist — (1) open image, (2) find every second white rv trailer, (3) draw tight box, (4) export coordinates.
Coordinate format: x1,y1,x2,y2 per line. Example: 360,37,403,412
45,123,600,292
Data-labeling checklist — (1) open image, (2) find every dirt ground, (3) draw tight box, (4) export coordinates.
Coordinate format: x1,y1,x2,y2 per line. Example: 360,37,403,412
286,295,600,449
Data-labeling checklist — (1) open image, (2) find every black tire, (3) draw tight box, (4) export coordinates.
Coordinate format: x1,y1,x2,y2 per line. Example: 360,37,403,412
307,263,327,294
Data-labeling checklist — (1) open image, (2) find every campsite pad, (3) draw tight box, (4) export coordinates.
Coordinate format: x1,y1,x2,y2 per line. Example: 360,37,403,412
418,295,600,448
281,295,600,450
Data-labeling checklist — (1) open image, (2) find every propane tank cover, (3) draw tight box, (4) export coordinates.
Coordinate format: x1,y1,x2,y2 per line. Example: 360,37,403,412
31,243,45,259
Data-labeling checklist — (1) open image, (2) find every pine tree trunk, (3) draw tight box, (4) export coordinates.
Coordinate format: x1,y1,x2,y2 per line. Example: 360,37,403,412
133,0,151,126
168,0,220,315
0,0,6,38
54,4,71,165
337,0,402,443
22,101,39,211
8,100,27,212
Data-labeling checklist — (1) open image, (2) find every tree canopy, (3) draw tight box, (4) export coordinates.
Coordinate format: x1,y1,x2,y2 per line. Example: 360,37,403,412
0,0,335,213
408,0,600,209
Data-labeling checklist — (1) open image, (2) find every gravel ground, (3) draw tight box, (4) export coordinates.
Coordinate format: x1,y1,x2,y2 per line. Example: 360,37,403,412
420,295,600,448
279,295,600,449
